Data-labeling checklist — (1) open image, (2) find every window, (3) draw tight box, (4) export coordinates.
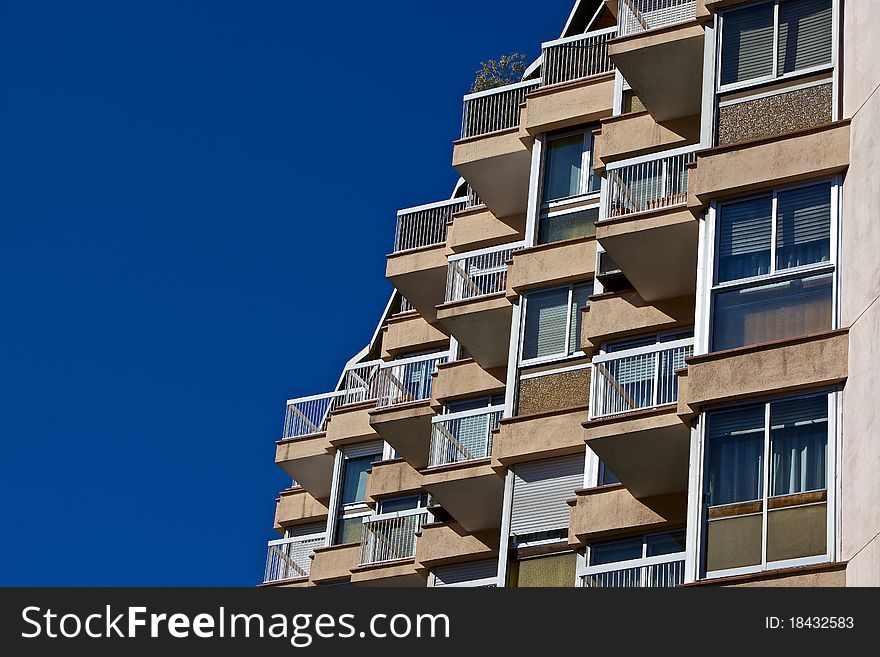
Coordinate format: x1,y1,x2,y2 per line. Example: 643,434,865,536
597,460,620,486
538,206,599,245
580,530,686,587
719,0,833,89
710,180,835,352
703,393,831,576
332,446,382,545
521,283,591,363
542,132,599,202
507,552,577,588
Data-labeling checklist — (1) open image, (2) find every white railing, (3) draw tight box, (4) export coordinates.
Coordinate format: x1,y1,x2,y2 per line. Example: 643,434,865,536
359,510,427,565
428,406,504,467
541,27,617,87
590,338,693,419
394,198,467,253
605,148,697,218
283,391,345,438
580,554,685,587
263,533,325,583
445,242,522,303
340,360,382,406
461,79,539,139
617,0,697,37
466,185,483,208
374,353,448,409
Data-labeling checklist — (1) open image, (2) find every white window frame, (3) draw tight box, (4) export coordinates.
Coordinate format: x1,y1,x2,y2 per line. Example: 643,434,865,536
540,129,601,208
693,390,839,580
715,0,836,95
576,529,687,587
325,447,383,546
518,282,591,367
701,177,840,355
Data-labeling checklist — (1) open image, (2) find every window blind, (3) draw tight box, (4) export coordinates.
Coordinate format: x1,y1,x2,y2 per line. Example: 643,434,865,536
717,196,773,282
777,0,833,75
776,182,831,269
721,2,775,85
432,559,498,586
522,288,569,359
510,455,584,537
567,284,591,354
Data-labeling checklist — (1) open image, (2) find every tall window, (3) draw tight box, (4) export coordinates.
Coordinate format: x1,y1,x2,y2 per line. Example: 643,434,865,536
520,283,591,363
538,130,600,245
703,393,831,576
333,447,382,545
710,180,835,352
719,0,833,89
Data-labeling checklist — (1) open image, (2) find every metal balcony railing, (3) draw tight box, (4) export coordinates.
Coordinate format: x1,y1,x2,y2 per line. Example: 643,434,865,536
589,338,693,419
373,353,447,409
580,554,685,587
359,510,427,565
605,149,697,218
393,197,466,253
541,27,617,87
263,532,325,583
445,243,521,303
617,0,697,37
340,360,382,406
428,406,504,467
461,79,539,139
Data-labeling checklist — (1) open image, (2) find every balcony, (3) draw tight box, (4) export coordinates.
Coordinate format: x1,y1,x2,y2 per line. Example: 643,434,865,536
594,111,700,172
428,406,503,468
369,353,447,469
415,522,499,570
569,485,687,544
358,509,426,565
386,198,464,322
364,459,423,506
446,205,526,254
263,530,325,585
453,80,538,219
520,29,617,139
493,405,589,470
609,1,703,122
688,121,851,215
584,338,693,497
435,243,520,369
381,314,448,359
582,291,695,353
274,488,329,532
431,359,506,407
597,149,698,302
275,392,341,499
579,554,685,587
506,237,596,297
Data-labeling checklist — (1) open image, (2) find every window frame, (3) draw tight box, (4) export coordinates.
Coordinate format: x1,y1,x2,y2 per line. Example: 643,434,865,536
704,178,839,354
697,390,839,580
518,282,592,367
329,446,384,546
716,0,836,95
540,129,601,206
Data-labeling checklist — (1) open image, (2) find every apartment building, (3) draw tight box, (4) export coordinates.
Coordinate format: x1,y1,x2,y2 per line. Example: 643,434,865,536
261,0,879,588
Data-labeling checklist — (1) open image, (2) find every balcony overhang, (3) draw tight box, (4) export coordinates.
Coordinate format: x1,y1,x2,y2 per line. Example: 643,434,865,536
431,359,506,407
583,406,690,498
350,558,426,587
608,21,704,122
364,459,423,507
309,543,360,585
415,522,499,570
452,129,531,219
275,434,335,500
582,291,695,352
368,401,435,470
381,313,448,359
520,73,615,142
506,237,596,298
421,460,505,533
447,206,526,254
325,401,381,450
594,111,701,173
492,405,589,472
596,206,698,302
435,293,512,370
568,485,687,546
679,330,849,416
274,488,330,534
688,121,851,214
385,244,450,324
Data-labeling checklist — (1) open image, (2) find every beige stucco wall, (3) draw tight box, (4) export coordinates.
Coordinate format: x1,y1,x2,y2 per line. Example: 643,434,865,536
274,489,329,532
326,402,380,447
310,544,360,584
365,459,423,504
492,406,588,466
415,522,499,568
583,292,694,350
447,207,525,254
683,331,849,412
381,313,448,359
569,487,687,543
431,359,506,405
840,0,880,586
521,73,614,138
507,237,596,295
595,112,700,170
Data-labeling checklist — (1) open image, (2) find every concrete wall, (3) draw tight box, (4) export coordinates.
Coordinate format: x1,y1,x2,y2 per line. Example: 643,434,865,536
840,0,880,586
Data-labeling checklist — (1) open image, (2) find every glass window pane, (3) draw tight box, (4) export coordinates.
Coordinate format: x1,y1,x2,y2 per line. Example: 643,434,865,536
598,461,620,486
706,405,765,506
776,182,831,270
378,495,423,514
590,537,643,565
522,288,569,360
706,514,763,571
340,455,375,505
711,272,833,351
538,207,598,244
568,284,591,354
720,2,775,85
770,395,828,496
767,503,827,562
777,0,833,75
508,552,577,588
717,195,773,283
543,135,584,201
646,530,686,557
335,516,364,545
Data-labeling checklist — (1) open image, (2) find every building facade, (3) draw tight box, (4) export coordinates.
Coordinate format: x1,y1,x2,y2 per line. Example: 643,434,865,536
261,0,879,588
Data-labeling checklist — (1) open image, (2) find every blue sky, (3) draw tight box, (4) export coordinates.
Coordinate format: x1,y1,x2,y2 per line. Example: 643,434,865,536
0,1,574,585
